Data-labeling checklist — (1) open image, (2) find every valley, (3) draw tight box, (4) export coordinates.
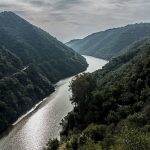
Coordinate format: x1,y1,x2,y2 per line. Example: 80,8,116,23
0,56,107,150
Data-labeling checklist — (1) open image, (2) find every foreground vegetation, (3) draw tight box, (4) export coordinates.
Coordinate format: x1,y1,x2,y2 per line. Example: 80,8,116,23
0,12,88,133
47,38,150,149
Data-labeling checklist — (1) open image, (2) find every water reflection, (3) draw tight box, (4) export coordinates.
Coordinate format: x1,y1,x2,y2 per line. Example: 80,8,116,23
0,56,108,150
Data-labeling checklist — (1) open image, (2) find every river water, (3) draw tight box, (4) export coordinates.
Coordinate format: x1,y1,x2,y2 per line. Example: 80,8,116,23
0,56,107,150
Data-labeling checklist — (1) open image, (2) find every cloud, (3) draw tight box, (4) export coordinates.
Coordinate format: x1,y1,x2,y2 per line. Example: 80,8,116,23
53,0,84,10
28,0,50,7
0,0,150,42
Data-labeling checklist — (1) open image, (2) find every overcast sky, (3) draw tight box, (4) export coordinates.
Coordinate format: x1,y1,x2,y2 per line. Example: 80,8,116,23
0,0,150,42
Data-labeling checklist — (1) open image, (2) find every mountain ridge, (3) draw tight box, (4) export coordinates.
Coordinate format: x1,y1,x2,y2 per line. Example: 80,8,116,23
66,23,150,60
0,11,88,133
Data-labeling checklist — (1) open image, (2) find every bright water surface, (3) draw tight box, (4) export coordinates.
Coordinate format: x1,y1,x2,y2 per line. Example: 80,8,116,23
0,56,107,150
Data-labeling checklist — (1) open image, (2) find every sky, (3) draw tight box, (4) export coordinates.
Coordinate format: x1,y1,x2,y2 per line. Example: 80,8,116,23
0,0,150,42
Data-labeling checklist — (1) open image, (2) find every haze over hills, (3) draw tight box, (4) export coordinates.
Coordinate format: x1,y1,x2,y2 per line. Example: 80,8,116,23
66,23,150,60
0,11,88,133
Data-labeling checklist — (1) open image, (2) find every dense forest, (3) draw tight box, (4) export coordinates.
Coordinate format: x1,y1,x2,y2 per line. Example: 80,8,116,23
0,12,88,133
66,23,150,60
47,38,150,149
0,11,88,82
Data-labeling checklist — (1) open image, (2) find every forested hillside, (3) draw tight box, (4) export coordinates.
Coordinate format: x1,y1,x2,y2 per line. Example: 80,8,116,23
0,11,88,133
66,23,150,60
0,11,88,82
47,38,150,149
0,54,54,133
0,47,22,79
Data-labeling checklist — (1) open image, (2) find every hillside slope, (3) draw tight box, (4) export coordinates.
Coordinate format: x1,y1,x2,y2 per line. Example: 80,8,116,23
66,23,150,60
0,47,22,79
0,54,54,133
0,11,88,82
0,11,88,133
47,38,150,149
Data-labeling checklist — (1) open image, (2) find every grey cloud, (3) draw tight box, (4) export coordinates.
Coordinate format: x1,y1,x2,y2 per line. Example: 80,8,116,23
0,4,12,8
20,0,84,10
53,0,84,10
29,1,50,7
24,0,52,7
0,0,150,42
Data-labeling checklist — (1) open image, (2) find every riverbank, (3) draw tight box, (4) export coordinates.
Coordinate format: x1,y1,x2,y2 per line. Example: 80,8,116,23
0,56,108,150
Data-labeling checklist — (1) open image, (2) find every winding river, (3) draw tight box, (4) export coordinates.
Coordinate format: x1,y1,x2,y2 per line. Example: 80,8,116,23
0,56,107,150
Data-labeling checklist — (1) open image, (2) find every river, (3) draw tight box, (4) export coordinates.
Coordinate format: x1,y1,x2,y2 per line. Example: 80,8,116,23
0,56,107,150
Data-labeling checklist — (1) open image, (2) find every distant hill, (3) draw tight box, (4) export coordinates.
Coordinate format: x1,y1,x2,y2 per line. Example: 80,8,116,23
66,39,81,46
0,11,88,133
66,23,150,60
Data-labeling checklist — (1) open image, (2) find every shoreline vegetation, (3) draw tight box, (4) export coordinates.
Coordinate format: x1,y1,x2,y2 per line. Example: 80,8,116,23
46,38,150,150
